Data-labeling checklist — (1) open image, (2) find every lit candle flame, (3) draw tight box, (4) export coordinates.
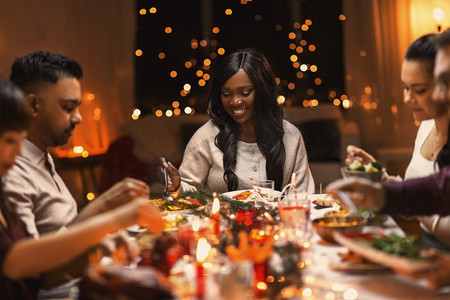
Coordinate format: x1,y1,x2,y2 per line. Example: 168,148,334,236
192,218,200,232
290,173,296,185
212,193,220,216
196,238,211,263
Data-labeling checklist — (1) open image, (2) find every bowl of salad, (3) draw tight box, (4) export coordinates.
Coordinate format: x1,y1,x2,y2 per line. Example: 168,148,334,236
341,160,385,182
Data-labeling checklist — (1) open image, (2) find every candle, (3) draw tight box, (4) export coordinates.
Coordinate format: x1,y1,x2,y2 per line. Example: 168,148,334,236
211,193,221,236
291,173,298,200
196,238,211,299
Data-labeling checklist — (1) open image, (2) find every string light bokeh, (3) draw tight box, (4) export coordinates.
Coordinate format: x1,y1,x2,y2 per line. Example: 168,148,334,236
134,0,348,120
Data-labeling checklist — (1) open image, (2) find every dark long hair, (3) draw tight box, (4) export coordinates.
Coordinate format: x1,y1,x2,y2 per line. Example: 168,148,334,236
404,33,438,73
435,29,450,169
208,48,285,191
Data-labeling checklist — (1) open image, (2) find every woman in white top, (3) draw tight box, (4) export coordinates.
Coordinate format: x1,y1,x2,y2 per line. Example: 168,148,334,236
163,48,314,195
346,33,449,249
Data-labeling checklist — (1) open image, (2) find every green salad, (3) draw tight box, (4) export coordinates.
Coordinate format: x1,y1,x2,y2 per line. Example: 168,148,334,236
348,160,382,172
359,234,428,260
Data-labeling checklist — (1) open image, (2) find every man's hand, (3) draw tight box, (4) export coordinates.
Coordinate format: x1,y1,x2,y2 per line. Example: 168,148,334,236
74,178,150,223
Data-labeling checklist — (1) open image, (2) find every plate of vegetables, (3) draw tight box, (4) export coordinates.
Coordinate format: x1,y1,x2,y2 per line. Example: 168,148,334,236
341,161,385,182
333,231,438,273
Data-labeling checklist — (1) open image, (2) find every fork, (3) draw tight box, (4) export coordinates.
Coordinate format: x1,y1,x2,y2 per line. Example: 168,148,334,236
162,159,174,201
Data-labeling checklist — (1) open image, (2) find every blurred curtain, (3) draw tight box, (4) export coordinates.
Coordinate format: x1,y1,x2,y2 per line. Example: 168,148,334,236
0,0,136,155
342,0,414,154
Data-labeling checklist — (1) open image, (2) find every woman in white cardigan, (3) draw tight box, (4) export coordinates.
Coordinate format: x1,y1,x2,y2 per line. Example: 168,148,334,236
164,48,314,195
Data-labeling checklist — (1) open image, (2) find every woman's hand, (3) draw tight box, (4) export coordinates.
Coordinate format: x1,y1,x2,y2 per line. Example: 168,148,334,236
393,253,450,291
160,157,181,192
345,145,376,165
326,177,386,211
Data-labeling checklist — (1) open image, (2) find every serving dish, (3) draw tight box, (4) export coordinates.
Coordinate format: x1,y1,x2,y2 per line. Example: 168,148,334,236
312,216,367,243
333,231,439,273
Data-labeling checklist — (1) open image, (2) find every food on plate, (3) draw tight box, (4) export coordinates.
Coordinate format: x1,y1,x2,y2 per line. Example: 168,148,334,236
312,216,367,243
162,213,188,229
324,209,351,217
313,194,336,207
348,160,382,172
359,233,429,260
231,190,252,200
149,198,203,212
338,249,375,265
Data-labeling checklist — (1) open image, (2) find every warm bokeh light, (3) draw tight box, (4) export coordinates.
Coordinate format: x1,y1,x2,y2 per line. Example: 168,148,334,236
339,14,346,21
391,104,398,115
225,8,232,15
294,22,301,29
203,73,210,80
255,14,262,21
73,146,84,154
289,43,296,50
296,46,304,53
196,238,211,263
185,61,193,68
310,65,317,72
277,95,286,104
87,93,95,101
170,71,178,78
343,288,358,300
301,24,309,31
198,79,206,86
340,94,348,100
365,86,372,94
292,62,300,68
307,88,314,95
165,27,172,34
139,9,146,15
288,32,296,39
308,44,316,52
196,70,204,77
275,24,283,31
203,59,211,66
305,19,312,25
218,48,225,55
86,193,95,201
290,55,298,62
149,7,157,14
191,39,199,49
433,8,444,22
288,83,295,90
165,110,173,117
310,99,319,106
200,39,207,47
81,150,89,158
314,78,322,85
183,83,191,91
300,39,307,46
135,49,143,57
333,98,341,106
302,287,313,297
158,52,165,59
296,71,304,78
184,107,193,114
342,99,351,109
256,281,268,291
155,109,163,117
360,50,367,57
212,26,220,34
275,78,281,85
300,64,308,72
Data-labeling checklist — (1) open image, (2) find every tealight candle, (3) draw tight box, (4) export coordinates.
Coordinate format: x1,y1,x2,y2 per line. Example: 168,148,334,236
196,238,211,299
211,193,221,236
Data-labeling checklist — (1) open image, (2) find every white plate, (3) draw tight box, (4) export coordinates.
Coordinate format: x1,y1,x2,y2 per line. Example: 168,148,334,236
221,189,281,199
127,224,147,234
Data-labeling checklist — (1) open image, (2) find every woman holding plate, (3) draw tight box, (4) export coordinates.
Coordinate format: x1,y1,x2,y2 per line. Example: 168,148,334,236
163,48,315,195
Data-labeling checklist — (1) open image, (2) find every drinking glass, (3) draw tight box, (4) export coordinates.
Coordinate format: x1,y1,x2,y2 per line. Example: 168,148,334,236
256,179,274,201
278,191,311,245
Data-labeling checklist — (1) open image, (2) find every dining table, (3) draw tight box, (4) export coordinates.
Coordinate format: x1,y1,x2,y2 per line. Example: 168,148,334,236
114,193,450,300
